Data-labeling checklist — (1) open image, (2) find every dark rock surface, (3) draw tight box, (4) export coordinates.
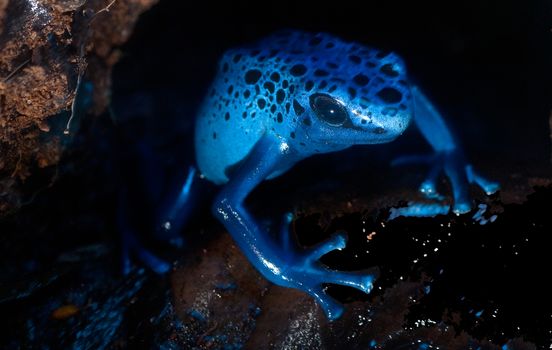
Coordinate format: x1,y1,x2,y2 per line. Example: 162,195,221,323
1,135,550,348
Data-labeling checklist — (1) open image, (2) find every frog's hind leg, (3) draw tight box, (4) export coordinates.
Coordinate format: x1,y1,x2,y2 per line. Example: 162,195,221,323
118,166,199,274
118,194,171,274
155,166,197,242
442,152,472,214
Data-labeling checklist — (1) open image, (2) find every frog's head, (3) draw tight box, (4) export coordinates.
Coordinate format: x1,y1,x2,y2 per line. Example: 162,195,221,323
268,31,413,149
300,84,411,147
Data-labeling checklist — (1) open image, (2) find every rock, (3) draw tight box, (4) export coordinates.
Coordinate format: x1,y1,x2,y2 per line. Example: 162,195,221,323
0,0,158,215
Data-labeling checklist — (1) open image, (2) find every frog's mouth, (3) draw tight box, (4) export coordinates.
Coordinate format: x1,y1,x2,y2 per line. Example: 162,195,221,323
303,112,410,145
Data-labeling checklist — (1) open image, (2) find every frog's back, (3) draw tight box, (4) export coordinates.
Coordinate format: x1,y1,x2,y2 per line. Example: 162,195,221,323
195,31,408,184
195,32,306,184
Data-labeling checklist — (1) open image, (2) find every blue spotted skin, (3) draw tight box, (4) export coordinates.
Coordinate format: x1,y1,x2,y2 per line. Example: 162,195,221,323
195,31,411,184
192,31,498,320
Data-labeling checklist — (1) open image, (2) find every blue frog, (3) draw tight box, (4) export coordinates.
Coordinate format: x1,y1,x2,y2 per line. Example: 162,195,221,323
124,30,499,320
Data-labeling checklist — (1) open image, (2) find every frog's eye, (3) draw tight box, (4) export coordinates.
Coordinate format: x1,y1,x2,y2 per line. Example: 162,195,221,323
309,93,349,127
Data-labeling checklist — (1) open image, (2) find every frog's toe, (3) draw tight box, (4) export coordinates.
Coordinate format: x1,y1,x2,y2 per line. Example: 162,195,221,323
419,179,445,200
452,201,472,216
393,154,448,201
444,162,472,213
295,238,378,319
325,267,379,294
280,212,297,251
466,165,500,195
308,285,344,321
483,182,500,195
298,266,377,319
306,232,347,262
419,180,437,196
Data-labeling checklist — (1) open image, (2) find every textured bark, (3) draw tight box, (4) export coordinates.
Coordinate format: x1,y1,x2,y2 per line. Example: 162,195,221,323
0,0,158,213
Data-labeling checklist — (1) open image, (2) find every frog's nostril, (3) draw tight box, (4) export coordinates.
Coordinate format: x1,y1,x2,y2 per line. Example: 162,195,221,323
381,107,398,116
380,63,400,77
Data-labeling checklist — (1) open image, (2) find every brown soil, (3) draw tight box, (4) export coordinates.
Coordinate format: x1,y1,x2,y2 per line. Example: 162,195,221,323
0,0,158,214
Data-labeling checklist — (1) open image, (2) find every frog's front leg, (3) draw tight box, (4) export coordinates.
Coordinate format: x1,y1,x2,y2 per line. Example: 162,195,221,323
212,135,378,320
393,85,499,215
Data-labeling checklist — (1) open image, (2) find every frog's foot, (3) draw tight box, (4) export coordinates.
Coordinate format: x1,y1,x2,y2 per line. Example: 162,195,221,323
121,229,171,275
213,136,378,321
304,264,378,320
445,156,500,214
278,220,378,320
392,150,499,215
392,153,445,200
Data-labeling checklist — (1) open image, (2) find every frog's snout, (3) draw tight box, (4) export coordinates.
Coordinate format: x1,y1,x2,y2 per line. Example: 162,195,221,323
347,107,410,143
372,112,411,139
